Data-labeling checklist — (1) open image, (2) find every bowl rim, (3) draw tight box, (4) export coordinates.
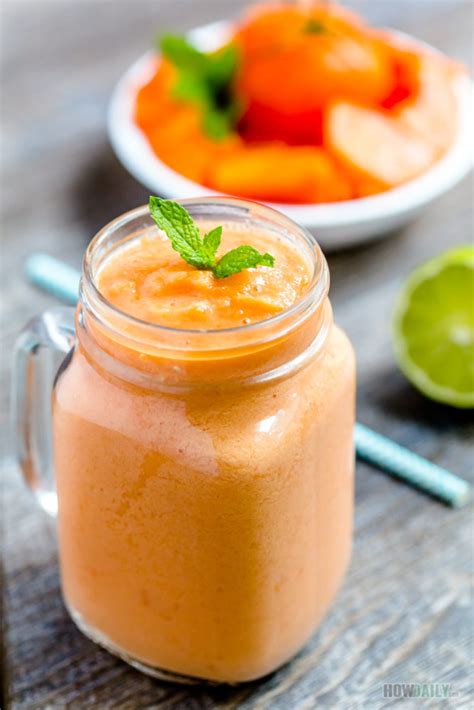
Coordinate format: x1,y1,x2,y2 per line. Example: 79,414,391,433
107,20,474,229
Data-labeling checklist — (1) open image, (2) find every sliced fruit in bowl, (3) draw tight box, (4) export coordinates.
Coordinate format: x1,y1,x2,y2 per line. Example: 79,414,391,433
108,2,473,249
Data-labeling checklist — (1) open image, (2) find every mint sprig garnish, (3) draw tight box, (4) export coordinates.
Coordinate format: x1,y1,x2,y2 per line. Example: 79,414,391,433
149,197,275,279
159,34,241,140
213,245,275,279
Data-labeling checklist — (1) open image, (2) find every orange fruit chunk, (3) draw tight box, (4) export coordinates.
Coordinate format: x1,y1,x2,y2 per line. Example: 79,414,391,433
146,105,241,184
135,60,177,131
235,3,394,145
146,106,214,183
136,59,241,184
206,144,353,203
397,57,459,156
380,39,422,109
325,101,436,195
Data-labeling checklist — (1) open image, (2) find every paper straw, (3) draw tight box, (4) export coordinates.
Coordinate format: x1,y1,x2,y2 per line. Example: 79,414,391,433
25,252,472,508
355,423,470,508
26,253,80,305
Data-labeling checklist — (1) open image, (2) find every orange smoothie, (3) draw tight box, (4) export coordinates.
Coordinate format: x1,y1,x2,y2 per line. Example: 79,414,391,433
97,226,311,329
53,200,355,682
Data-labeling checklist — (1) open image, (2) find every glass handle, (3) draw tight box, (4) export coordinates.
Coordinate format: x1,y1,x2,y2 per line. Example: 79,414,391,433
12,307,76,516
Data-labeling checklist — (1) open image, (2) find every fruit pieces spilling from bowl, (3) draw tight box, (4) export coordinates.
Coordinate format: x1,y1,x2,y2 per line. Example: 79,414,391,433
134,1,465,205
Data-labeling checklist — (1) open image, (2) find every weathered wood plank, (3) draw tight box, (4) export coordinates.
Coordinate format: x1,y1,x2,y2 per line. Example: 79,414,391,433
1,1,473,708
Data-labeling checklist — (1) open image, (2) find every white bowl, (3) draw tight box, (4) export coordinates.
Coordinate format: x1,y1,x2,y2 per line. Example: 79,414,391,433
108,21,473,251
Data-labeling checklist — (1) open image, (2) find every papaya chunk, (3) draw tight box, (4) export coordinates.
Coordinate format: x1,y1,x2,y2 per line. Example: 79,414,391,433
207,144,353,203
148,106,240,183
135,60,177,131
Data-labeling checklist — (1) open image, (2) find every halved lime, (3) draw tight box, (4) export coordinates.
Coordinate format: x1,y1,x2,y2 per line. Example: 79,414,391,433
393,245,474,408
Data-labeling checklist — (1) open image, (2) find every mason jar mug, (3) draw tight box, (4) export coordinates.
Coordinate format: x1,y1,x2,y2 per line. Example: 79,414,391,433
13,198,355,683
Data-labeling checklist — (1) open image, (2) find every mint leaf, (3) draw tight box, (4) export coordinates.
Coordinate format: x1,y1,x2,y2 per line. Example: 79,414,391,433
149,197,207,268
214,246,275,279
160,35,207,73
202,226,222,264
158,34,240,140
206,45,238,88
172,73,210,103
148,197,275,279
203,109,233,141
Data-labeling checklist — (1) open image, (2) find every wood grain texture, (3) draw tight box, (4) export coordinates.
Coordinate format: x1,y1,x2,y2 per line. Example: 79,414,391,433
1,1,473,708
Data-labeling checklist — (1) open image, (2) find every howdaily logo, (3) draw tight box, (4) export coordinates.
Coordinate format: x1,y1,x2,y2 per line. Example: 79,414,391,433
383,683,454,699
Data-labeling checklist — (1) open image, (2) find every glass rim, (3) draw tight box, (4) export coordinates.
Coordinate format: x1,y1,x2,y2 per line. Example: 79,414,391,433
81,196,329,345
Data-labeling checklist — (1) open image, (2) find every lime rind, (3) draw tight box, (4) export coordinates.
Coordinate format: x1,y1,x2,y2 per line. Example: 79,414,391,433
392,245,474,408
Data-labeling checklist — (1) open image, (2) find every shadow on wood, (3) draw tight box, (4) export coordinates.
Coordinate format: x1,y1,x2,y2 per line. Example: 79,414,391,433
363,366,474,433
70,145,150,245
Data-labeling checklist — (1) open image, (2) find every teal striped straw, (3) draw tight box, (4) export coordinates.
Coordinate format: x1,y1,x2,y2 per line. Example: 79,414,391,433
355,423,470,508
26,253,471,508
26,253,80,305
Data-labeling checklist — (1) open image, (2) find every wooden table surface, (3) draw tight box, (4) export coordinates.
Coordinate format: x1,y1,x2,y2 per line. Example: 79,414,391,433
1,1,473,708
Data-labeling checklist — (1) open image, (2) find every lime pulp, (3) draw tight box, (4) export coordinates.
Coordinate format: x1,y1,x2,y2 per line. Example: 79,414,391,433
392,245,474,408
